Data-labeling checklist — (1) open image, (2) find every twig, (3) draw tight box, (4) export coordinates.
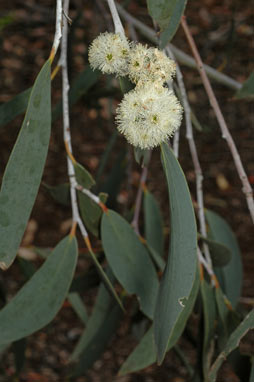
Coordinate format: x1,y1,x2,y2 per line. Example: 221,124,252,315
61,0,89,240
181,16,254,224
106,0,125,37
172,126,180,159
197,247,216,286
116,4,241,91
131,152,151,235
49,0,63,62
166,46,213,268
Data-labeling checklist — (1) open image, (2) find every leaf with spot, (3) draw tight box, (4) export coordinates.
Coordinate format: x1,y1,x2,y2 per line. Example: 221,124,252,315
0,59,51,269
154,143,197,364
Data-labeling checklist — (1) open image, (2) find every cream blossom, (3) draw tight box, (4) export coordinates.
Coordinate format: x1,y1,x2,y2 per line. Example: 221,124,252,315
128,43,176,86
116,83,183,149
88,32,130,76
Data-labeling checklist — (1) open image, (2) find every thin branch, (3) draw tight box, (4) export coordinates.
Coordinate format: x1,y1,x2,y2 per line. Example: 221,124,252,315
50,0,63,62
106,0,125,37
132,152,151,235
173,127,180,159
166,46,213,268
181,16,254,224
116,4,241,91
61,0,89,240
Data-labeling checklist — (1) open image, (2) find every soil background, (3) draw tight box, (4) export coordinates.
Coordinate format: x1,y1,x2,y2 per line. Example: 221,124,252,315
0,0,253,381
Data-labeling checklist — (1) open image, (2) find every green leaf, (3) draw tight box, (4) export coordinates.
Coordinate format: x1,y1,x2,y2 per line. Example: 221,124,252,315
43,182,70,206
200,279,216,375
68,292,88,325
144,190,164,257
71,276,114,361
154,143,197,364
100,149,126,208
0,59,51,269
72,303,122,377
199,235,232,267
78,192,107,237
235,72,254,99
209,309,254,382
134,147,151,167
215,287,230,350
0,88,31,127
119,268,199,375
146,243,165,271
146,0,188,48
206,209,242,307
74,162,95,189
101,210,159,319
0,235,78,345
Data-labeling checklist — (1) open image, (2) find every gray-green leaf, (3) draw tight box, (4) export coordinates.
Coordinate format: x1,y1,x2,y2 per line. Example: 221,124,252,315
0,235,78,345
101,210,159,319
154,143,197,364
0,59,52,269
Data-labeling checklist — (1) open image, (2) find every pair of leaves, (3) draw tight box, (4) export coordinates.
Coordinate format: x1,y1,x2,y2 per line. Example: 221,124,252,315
0,59,51,269
147,0,187,48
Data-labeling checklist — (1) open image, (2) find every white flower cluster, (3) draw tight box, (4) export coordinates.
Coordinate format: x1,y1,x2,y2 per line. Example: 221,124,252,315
88,32,183,149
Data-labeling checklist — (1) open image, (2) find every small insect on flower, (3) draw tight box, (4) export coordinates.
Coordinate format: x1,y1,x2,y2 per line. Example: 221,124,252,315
88,32,130,77
116,83,183,149
128,43,176,86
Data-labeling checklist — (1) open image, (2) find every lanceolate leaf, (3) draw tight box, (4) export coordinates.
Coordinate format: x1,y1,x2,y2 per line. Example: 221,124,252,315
147,0,188,48
209,309,254,382
206,209,242,307
199,235,232,267
154,143,197,364
71,275,115,361
101,210,159,319
0,59,51,269
72,304,122,377
144,190,164,257
119,268,199,375
200,279,216,375
0,88,31,127
0,235,78,345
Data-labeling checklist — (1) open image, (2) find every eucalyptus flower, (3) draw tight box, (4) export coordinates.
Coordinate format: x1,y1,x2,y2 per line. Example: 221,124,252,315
88,32,130,76
116,83,183,149
128,43,176,86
